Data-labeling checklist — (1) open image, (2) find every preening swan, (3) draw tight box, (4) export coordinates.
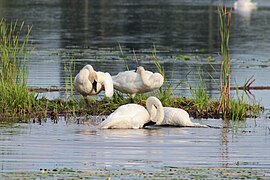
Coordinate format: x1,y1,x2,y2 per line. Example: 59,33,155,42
74,64,114,102
234,0,257,11
148,97,207,127
99,96,164,129
112,66,164,98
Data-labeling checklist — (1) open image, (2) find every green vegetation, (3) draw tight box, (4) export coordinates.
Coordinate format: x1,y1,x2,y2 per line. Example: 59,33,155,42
218,6,232,117
190,68,210,110
0,15,264,123
0,18,36,120
176,54,191,61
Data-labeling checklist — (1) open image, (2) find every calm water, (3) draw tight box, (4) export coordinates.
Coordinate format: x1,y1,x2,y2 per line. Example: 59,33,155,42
0,0,270,173
0,0,270,107
0,117,270,172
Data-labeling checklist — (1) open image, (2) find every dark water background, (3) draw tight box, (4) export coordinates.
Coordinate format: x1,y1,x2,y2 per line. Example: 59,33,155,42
1,0,270,107
0,0,270,173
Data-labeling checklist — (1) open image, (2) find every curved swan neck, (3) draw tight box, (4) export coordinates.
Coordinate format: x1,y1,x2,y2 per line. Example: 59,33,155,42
85,65,97,83
146,96,164,124
137,66,151,87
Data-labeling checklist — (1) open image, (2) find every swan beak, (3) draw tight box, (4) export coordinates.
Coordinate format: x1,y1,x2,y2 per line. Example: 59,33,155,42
92,80,97,92
143,120,156,128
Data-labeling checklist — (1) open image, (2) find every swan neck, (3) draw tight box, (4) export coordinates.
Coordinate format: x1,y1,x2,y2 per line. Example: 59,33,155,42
139,68,151,86
146,97,164,124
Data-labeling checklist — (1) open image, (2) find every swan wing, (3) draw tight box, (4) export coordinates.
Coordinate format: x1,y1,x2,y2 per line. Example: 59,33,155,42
112,71,142,93
163,107,207,127
163,107,193,126
99,104,149,129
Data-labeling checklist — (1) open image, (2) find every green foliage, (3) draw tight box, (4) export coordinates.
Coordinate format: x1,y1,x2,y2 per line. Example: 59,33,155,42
176,55,190,61
152,45,173,106
227,93,247,121
190,68,209,110
218,6,232,115
0,18,35,120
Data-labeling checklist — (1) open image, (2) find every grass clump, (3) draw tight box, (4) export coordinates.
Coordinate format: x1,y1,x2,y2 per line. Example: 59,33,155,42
0,18,36,120
218,6,232,117
190,68,210,110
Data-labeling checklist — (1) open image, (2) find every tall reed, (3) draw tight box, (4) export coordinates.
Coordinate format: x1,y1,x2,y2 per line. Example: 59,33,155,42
152,45,172,106
218,6,232,117
0,18,34,120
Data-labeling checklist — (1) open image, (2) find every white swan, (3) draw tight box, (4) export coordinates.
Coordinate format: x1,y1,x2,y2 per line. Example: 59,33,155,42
112,66,164,98
148,97,208,127
74,64,114,101
234,0,257,11
99,96,164,129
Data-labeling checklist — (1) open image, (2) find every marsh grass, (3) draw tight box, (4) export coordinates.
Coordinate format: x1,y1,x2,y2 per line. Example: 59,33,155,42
152,45,177,106
0,18,36,120
190,68,210,110
228,92,247,120
118,43,129,70
218,6,232,116
0,17,262,122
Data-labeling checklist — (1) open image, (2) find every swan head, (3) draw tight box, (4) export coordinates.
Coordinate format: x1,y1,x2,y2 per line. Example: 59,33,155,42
136,66,145,73
146,96,164,125
84,64,98,86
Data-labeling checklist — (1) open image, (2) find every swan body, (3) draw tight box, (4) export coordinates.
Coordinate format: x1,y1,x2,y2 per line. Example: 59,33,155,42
149,97,207,127
112,66,164,98
99,96,164,129
161,107,207,127
234,0,257,11
74,64,113,98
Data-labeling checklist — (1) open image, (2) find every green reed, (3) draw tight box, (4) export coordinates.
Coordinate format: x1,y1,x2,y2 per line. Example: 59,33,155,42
151,45,174,106
190,68,210,110
0,18,35,120
218,6,232,117
228,92,247,120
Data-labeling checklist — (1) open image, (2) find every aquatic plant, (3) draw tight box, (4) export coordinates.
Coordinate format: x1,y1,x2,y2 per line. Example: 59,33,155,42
228,92,247,120
152,45,174,107
190,68,210,110
118,43,129,70
0,18,35,120
218,6,232,117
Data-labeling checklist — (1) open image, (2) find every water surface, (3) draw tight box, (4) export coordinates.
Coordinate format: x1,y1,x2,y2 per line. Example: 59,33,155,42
0,0,270,175
0,0,269,108
0,117,270,172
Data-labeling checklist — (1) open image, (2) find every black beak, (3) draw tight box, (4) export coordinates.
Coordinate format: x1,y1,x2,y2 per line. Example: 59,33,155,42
92,80,97,92
143,121,156,128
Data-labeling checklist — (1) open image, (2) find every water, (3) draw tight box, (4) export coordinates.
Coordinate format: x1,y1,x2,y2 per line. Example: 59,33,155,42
0,0,270,174
0,0,270,107
0,117,270,172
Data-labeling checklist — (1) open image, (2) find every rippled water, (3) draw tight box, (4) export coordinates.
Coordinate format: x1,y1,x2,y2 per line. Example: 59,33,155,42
0,0,270,174
0,0,270,108
0,117,270,172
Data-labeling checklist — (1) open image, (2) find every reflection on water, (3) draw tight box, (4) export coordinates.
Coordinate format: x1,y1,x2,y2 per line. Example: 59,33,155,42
0,0,270,172
0,0,270,107
0,118,269,172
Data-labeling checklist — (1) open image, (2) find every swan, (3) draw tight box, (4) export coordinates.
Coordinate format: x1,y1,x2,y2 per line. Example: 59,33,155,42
74,64,114,103
148,97,208,127
234,0,257,11
112,66,164,99
99,96,164,129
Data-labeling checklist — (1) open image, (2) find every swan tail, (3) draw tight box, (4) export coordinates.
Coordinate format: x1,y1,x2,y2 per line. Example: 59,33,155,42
192,123,209,128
